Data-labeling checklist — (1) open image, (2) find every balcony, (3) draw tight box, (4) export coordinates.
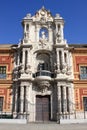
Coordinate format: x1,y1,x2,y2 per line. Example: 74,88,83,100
34,70,52,80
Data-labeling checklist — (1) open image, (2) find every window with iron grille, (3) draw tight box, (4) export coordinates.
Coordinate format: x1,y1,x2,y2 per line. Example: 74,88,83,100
0,97,3,111
83,97,87,111
80,66,87,79
0,66,6,79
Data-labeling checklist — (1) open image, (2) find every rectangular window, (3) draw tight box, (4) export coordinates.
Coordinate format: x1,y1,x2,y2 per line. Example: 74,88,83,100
80,66,87,79
0,97,3,111
0,66,6,79
83,97,87,111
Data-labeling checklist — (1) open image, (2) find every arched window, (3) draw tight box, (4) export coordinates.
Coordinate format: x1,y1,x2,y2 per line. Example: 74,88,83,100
36,53,50,71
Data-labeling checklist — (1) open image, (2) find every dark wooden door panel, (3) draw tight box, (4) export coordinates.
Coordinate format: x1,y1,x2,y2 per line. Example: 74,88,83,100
36,95,50,121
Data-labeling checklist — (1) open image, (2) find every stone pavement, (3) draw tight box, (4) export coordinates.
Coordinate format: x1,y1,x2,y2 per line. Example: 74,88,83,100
0,123,87,130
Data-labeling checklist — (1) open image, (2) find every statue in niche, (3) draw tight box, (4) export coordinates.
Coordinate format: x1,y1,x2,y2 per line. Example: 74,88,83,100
39,31,47,47
41,31,46,39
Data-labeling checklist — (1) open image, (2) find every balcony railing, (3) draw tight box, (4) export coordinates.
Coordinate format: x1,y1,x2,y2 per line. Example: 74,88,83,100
33,70,55,78
36,71,51,77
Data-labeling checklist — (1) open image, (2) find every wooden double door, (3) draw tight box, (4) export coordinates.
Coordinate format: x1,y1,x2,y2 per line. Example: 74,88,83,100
36,95,50,121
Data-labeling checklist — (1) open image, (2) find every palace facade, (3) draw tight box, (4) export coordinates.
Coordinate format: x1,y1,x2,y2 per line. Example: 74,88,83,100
71,44,87,118
0,7,87,122
12,7,74,122
0,44,14,114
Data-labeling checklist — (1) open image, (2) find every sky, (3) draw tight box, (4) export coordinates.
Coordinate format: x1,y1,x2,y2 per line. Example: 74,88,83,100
0,0,87,44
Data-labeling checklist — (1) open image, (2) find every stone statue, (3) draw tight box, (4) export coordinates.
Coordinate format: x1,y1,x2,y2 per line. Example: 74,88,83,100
41,31,46,39
39,31,47,46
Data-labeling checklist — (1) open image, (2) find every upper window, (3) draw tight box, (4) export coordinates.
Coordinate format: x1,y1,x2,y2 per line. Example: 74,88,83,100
0,66,6,79
80,66,87,79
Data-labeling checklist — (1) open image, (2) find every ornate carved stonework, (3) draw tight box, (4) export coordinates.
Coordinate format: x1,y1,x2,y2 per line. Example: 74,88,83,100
25,65,31,74
37,80,50,92
33,6,53,23
19,65,24,74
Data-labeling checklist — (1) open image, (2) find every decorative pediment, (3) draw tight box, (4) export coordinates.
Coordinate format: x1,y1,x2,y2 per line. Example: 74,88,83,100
33,6,53,23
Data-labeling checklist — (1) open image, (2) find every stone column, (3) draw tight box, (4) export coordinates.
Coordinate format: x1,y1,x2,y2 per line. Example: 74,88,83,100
69,52,72,67
48,24,52,42
14,86,18,112
66,52,70,73
20,85,24,118
61,50,65,72
56,49,60,73
63,86,67,114
61,50,64,65
57,84,61,113
55,23,58,33
35,24,39,42
25,85,30,121
27,49,31,65
22,49,25,70
25,85,29,113
66,52,69,65
55,23,58,43
13,83,18,118
71,83,75,113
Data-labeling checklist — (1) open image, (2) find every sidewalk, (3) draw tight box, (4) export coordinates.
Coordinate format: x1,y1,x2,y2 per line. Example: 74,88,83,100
0,123,87,130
